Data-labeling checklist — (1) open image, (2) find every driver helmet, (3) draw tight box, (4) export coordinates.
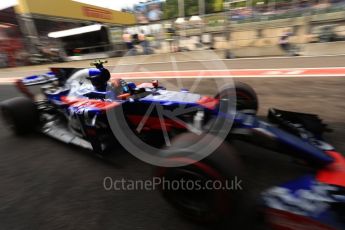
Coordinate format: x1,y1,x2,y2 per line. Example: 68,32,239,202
87,68,110,91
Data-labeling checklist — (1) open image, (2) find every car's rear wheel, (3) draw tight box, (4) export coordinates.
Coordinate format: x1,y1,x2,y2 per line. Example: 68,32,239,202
155,133,244,224
0,97,39,135
216,82,258,114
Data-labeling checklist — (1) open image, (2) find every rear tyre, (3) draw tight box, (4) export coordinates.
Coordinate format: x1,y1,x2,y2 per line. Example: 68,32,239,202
216,82,258,114
155,133,244,224
0,97,39,135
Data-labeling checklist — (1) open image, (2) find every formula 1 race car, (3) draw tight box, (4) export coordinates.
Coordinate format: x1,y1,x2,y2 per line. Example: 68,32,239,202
0,60,256,153
1,60,344,229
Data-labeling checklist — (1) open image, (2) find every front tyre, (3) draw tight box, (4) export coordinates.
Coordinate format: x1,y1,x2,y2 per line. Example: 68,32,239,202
0,97,39,135
155,133,244,223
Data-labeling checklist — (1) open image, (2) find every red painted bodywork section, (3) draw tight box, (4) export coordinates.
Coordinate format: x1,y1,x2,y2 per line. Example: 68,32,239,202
317,151,345,188
197,96,219,110
126,115,186,131
61,97,188,130
266,208,336,230
61,96,120,111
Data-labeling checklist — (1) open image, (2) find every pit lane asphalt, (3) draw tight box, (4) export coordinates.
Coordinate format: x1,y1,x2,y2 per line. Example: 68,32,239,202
0,57,344,230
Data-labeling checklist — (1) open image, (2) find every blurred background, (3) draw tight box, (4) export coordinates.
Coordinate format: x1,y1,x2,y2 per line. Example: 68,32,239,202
1,0,345,67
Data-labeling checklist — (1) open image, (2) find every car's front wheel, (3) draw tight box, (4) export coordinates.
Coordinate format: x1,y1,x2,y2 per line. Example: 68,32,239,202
155,133,244,224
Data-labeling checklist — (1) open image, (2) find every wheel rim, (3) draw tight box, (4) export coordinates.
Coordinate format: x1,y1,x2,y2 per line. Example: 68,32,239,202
236,90,257,111
236,90,253,101
217,90,257,113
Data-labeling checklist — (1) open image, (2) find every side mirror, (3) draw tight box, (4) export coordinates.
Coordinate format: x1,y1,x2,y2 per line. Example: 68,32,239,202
90,60,108,69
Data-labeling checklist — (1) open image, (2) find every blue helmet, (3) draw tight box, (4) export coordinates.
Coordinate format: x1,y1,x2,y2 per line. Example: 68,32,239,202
87,68,110,91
